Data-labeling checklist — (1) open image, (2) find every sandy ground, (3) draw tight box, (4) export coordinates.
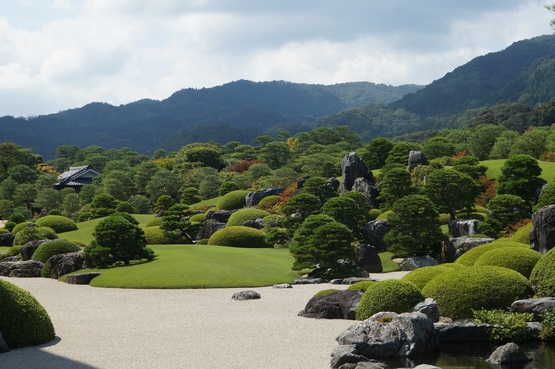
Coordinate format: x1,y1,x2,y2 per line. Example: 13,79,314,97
0,272,408,369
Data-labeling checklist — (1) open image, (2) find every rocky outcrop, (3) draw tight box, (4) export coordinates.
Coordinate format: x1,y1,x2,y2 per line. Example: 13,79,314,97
448,219,479,238
340,153,373,195
351,178,380,208
434,321,492,342
245,188,284,207
335,362,389,369
46,251,84,279
362,220,392,252
232,290,261,301
400,256,438,271
243,218,264,229
413,298,440,323
511,297,555,316
441,236,494,263
196,221,226,240
205,210,236,223
334,312,439,363
0,233,15,246
408,151,429,172
298,290,362,320
530,205,555,254
327,177,340,192
486,342,532,365
294,278,325,284
356,244,383,273
0,260,44,277
20,240,48,261
66,272,101,285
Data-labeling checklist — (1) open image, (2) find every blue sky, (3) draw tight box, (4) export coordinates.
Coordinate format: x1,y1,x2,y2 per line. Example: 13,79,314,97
0,0,552,117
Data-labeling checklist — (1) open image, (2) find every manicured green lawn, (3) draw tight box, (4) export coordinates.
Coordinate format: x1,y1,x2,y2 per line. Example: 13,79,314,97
61,245,300,288
482,159,555,183
379,251,400,273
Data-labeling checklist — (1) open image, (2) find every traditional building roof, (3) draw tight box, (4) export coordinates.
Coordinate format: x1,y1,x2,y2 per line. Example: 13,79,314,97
54,165,101,190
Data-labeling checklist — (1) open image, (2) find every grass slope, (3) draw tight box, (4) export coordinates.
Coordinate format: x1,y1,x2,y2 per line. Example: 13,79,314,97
62,245,298,288
483,159,555,183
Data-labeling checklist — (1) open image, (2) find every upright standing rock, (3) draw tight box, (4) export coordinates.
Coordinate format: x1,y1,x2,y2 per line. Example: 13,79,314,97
340,153,373,195
530,205,555,254
408,151,429,172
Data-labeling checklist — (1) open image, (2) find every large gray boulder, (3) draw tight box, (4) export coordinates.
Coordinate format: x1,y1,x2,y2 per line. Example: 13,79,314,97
400,256,438,271
351,178,379,208
486,342,532,365
511,297,555,315
530,204,555,254
20,239,48,261
196,221,226,240
356,244,382,273
362,220,392,252
46,251,84,279
434,321,492,343
441,236,494,263
448,219,480,238
0,260,44,277
0,233,15,246
413,298,440,323
245,188,284,207
408,151,429,172
231,290,261,301
335,312,439,360
299,289,362,320
340,153,373,195
205,210,236,223
66,272,101,285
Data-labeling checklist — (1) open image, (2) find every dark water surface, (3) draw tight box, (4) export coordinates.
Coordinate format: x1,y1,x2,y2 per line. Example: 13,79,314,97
383,342,555,369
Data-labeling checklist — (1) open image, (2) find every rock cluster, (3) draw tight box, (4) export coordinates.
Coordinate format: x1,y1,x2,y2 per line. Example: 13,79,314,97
531,204,555,254
299,290,362,320
0,260,44,277
245,188,284,207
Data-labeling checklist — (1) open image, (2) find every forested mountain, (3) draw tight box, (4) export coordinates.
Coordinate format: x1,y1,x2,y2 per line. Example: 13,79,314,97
0,80,421,159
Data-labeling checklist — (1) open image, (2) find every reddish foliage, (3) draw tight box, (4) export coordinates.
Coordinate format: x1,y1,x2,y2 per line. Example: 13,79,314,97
227,160,266,173
504,218,531,238
451,150,468,162
475,176,497,207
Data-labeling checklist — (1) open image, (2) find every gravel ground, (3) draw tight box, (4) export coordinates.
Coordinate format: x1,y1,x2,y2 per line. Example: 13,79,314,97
0,272,407,369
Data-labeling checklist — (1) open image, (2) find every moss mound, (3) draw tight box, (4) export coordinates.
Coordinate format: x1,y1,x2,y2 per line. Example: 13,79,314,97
35,215,78,233
226,208,270,227
455,241,528,266
510,222,533,245
216,190,249,210
31,239,81,263
401,265,459,291
11,221,35,234
258,195,281,210
530,247,555,297
13,226,57,246
356,279,424,320
0,279,55,348
189,213,206,223
346,281,375,292
208,226,269,248
145,217,163,227
143,226,173,245
474,247,541,278
422,266,534,319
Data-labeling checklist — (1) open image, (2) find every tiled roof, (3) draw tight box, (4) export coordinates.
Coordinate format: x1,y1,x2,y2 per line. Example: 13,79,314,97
55,165,101,188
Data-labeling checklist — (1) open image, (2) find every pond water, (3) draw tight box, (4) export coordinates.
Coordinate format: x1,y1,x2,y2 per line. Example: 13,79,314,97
383,342,555,369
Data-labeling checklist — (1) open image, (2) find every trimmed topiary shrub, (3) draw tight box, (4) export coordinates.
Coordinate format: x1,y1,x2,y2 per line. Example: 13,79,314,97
6,245,21,257
375,210,392,221
189,213,206,223
0,279,55,348
226,208,270,227
258,195,281,211
13,226,57,246
454,241,528,266
143,226,173,245
31,239,80,263
530,247,555,297
35,215,78,233
208,226,269,248
474,247,541,278
510,222,533,245
145,217,163,228
422,266,534,319
346,281,376,292
216,190,250,210
262,214,284,229
8,212,26,224
401,265,460,291
12,221,35,234
313,289,341,298
355,279,424,320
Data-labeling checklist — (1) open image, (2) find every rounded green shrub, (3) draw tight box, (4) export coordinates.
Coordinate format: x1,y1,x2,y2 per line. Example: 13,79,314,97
401,265,458,291
510,222,533,245
455,241,528,266
0,279,55,348
375,210,392,221
13,226,57,246
12,221,35,234
8,212,26,224
145,217,163,228
474,247,541,278
143,226,172,245
226,208,270,227
313,289,341,298
208,226,269,248
216,190,249,210
3,220,16,232
368,208,382,221
31,239,81,263
6,246,21,257
346,281,376,292
356,279,424,320
35,215,78,233
530,247,555,297
258,195,281,210
262,214,284,229
70,240,87,247
189,213,206,223
422,266,534,319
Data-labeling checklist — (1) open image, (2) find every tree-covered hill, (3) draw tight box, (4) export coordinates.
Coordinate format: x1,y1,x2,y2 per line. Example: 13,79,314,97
0,80,421,159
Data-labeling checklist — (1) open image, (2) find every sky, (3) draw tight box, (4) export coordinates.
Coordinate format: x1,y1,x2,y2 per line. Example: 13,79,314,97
0,0,553,117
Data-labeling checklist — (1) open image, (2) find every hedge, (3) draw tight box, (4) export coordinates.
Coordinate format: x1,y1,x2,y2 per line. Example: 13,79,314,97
208,226,269,248
356,279,424,320
31,239,81,263
11,221,35,234
13,226,57,246
422,266,534,319
474,247,541,278
226,208,270,227
454,241,528,266
0,279,55,348
401,265,461,291
35,215,78,233
216,190,250,210
530,247,555,297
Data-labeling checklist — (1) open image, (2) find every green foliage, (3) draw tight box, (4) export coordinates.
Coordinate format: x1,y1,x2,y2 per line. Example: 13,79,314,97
262,214,284,229
401,265,460,291
143,226,173,245
540,310,555,341
481,194,530,237
3,220,16,232
301,176,337,203
313,289,341,298
12,221,34,234
216,190,249,210
0,279,55,348
13,225,58,246
530,247,555,297
474,247,541,278
455,240,528,266
189,213,206,223
264,228,290,248
31,239,81,263
472,309,535,342
145,217,164,228
155,195,175,212
207,226,269,248
6,245,21,256
35,215,78,233
496,154,546,204
356,279,424,320
321,196,365,239
257,195,281,211
181,187,202,205
361,137,394,169
160,204,201,244
90,193,118,218
218,181,240,196
8,212,26,224
509,222,533,244
226,208,270,227
422,266,534,319
377,166,415,210
115,201,134,213
346,281,375,292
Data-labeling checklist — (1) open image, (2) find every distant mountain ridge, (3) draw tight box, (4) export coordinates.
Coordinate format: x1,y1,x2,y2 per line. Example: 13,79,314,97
0,80,421,159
